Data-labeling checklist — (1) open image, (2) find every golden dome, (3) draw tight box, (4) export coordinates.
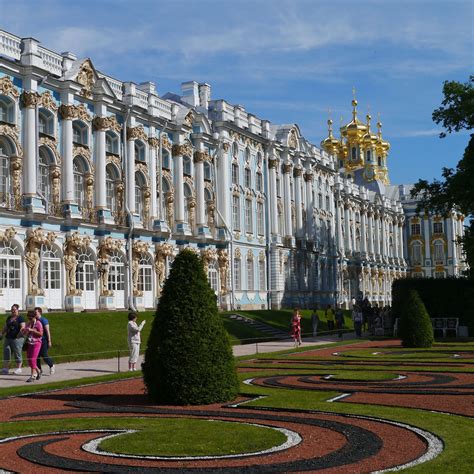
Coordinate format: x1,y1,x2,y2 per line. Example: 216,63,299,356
321,119,341,154
362,114,377,145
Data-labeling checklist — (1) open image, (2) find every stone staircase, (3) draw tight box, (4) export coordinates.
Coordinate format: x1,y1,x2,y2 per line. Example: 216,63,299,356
227,313,290,340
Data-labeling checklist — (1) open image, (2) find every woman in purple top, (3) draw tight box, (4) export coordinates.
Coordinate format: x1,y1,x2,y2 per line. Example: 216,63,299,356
21,310,43,382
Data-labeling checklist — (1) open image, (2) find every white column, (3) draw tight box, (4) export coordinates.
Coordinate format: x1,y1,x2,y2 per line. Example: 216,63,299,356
93,112,107,210
336,196,344,256
351,206,357,251
59,100,75,204
424,215,430,260
268,156,279,236
361,207,367,255
194,142,206,228
344,201,351,253
304,171,314,240
282,161,292,237
217,140,230,227
393,219,399,259
398,218,405,261
148,130,158,221
294,166,303,238
374,211,381,257
126,136,135,213
22,92,38,198
368,211,374,256
172,140,185,224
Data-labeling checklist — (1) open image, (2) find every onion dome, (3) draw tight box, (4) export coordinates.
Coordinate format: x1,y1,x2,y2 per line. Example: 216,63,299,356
321,119,341,155
363,114,377,145
376,120,390,155
343,99,367,140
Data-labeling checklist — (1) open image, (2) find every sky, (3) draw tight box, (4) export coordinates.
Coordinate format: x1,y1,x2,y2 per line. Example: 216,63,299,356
1,0,472,185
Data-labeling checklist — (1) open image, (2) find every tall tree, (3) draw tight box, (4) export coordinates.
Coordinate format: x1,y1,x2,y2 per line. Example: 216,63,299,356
411,76,474,275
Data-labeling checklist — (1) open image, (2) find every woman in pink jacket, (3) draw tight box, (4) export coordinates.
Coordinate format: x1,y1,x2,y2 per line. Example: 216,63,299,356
22,310,43,382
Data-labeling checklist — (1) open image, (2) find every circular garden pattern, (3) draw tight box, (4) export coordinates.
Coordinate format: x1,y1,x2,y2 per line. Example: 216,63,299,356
1,339,472,472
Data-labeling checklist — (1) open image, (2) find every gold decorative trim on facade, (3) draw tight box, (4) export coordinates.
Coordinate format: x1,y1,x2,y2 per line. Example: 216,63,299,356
184,111,194,127
161,135,171,149
77,60,95,98
75,103,92,122
97,236,122,296
73,145,94,173
25,228,56,296
0,76,19,98
114,181,125,225
93,115,121,132
0,227,16,243
127,125,148,142
171,143,193,157
155,242,174,293
193,151,206,163
184,175,195,191
39,136,61,164
0,122,21,152
148,137,160,148
282,162,292,174
39,91,58,111
58,103,92,122
201,248,217,274
64,232,92,296
106,154,122,170
50,165,61,216
135,162,149,180
217,249,229,295
132,240,150,296
222,142,230,153
10,156,21,210
303,172,313,182
21,91,40,108
293,166,303,178
234,247,241,259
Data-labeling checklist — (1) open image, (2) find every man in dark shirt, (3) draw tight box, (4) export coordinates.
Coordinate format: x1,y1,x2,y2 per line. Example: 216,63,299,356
1,304,25,375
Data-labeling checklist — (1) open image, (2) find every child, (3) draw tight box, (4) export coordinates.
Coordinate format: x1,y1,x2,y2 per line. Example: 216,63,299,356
127,312,146,371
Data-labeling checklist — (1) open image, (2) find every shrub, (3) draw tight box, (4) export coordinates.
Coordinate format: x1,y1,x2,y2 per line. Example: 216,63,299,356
398,289,434,348
142,249,239,405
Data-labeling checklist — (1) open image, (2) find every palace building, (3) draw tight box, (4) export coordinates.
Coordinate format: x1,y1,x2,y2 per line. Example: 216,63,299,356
0,29,466,312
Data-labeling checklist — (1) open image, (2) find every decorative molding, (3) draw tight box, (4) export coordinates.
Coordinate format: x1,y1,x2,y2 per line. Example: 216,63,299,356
293,167,303,178
193,151,206,163
39,91,58,111
0,76,19,98
59,103,92,122
97,236,122,296
64,232,92,296
172,143,193,157
282,162,292,174
217,249,229,295
10,156,22,210
161,135,171,149
93,115,121,132
148,137,160,148
127,125,148,142
288,128,298,149
106,154,122,169
0,124,23,155
77,60,95,98
39,136,61,164
21,91,40,108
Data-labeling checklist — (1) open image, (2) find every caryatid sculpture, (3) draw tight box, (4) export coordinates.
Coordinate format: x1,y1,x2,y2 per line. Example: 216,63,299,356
132,240,150,297
154,242,174,294
64,232,92,296
201,248,217,275
97,236,122,296
25,228,56,296
217,249,230,295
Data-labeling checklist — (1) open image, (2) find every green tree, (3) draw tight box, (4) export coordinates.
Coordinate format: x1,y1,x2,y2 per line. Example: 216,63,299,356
142,249,239,405
411,76,474,274
398,289,434,348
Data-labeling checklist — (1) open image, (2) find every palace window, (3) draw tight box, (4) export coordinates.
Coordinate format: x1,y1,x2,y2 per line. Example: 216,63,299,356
183,155,192,175
72,121,88,145
410,223,421,235
162,150,171,169
257,202,264,235
0,96,14,124
259,259,266,292
256,172,263,192
232,195,240,231
351,147,357,161
138,254,153,293
108,252,125,291
276,177,281,197
433,222,443,234
0,242,20,290
73,156,87,208
135,140,146,162
233,257,241,291
207,262,218,293
434,240,445,263
106,164,120,213
244,167,251,188
232,163,239,185
38,109,54,136
135,172,146,219
39,148,53,203
41,246,61,290
366,150,371,162
204,161,212,181
75,248,95,292
247,257,254,290
106,131,119,154
232,142,239,158
411,241,422,265
245,199,253,233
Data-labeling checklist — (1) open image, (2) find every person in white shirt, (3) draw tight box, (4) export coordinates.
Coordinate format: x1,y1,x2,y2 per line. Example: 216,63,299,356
127,312,146,371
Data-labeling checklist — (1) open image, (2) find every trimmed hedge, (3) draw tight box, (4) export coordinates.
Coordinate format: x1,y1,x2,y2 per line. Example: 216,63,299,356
398,289,434,347
392,277,474,335
143,249,239,405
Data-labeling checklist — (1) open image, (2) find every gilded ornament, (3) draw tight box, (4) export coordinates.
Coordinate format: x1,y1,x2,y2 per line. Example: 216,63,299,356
293,167,303,178
161,135,171,149
193,151,206,163
201,248,217,274
0,227,16,243
106,154,121,168
132,240,150,296
76,103,92,122
216,249,229,295
39,137,61,164
0,76,19,98
76,61,95,98
97,236,122,296
39,91,58,111
303,172,313,182
155,242,174,293
59,104,77,120
127,125,148,142
50,165,61,216
282,163,292,174
21,91,40,108
148,137,160,148
10,156,22,210
268,159,278,169
64,232,92,296
222,142,230,153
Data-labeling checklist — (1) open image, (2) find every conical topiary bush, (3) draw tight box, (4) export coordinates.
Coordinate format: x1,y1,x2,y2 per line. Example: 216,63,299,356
398,289,434,348
142,249,239,405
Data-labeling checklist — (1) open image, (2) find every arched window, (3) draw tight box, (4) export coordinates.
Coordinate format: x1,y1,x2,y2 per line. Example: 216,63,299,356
256,172,263,192
0,137,12,201
183,155,192,175
378,156,382,167
366,150,371,162
0,96,14,124
162,149,170,169
75,247,95,293
38,109,54,136
411,241,422,265
135,172,146,218
232,142,239,158
256,151,262,168
73,156,87,208
245,199,253,233
138,253,153,293
41,246,61,290
247,257,254,290
434,240,445,263
106,164,120,213
39,147,54,203
244,167,251,188
351,147,357,161
232,163,239,185
207,262,218,293
72,121,88,145
108,251,125,292
106,131,119,154
245,147,251,163
135,140,146,162
257,202,264,235
232,195,240,231
183,183,193,224
203,161,211,181
0,241,20,290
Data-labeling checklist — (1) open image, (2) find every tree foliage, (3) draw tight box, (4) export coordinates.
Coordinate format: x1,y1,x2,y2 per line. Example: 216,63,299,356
411,76,474,274
398,289,434,348
142,249,239,405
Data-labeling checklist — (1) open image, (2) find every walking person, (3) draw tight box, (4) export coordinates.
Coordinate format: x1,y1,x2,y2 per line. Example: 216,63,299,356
1,304,25,375
311,307,319,337
127,312,146,371
352,304,363,338
325,304,335,332
290,309,302,347
22,310,43,382
335,305,345,339
34,307,55,378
